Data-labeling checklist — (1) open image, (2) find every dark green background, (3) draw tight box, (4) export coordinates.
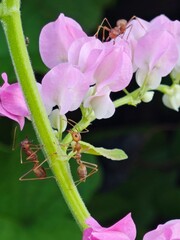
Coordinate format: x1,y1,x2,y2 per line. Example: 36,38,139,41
0,1,180,239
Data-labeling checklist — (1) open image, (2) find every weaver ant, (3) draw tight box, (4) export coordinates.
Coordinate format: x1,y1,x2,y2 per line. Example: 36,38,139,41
13,132,52,181
95,15,142,42
67,120,98,184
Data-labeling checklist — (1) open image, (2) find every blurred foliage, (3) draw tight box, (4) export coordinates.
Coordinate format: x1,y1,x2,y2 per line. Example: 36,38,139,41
88,124,180,240
0,119,179,240
0,121,101,240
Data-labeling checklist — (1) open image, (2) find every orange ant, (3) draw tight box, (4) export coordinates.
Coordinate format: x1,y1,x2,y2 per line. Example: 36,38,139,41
95,16,141,42
67,121,98,184
19,138,52,181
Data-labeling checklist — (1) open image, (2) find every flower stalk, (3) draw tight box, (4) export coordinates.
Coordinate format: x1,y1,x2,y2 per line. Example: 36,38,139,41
0,0,90,230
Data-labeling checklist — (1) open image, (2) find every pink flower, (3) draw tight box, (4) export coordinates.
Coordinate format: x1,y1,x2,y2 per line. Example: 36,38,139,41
143,219,180,240
162,84,180,111
122,17,149,71
0,73,29,130
149,14,180,74
39,13,87,68
94,40,133,92
83,40,133,119
83,86,115,119
41,63,90,115
83,213,136,240
68,37,104,83
134,28,178,89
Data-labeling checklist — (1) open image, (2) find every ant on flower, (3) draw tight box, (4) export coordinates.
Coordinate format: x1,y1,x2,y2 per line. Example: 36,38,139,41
95,16,141,42
13,128,52,181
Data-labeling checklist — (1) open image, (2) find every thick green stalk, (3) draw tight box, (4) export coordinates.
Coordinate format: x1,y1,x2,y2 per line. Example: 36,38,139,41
0,0,89,230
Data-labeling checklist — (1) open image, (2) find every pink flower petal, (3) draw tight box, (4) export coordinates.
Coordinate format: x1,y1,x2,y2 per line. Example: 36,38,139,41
1,83,29,117
83,87,115,119
0,73,9,93
42,63,90,115
143,219,180,240
134,29,178,76
135,68,162,89
92,231,130,240
94,41,133,92
83,213,136,240
39,13,87,68
68,37,104,84
0,73,28,130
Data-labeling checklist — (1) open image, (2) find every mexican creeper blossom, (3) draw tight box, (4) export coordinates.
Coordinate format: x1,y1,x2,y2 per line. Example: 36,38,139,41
83,213,136,240
39,13,87,68
143,219,180,240
41,63,90,115
134,29,178,89
0,73,29,130
40,13,133,119
162,84,180,111
149,14,180,74
83,40,133,118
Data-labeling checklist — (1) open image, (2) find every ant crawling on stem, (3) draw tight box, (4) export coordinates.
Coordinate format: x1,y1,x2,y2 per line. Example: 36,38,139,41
67,120,98,185
95,16,143,42
19,138,52,181
13,128,53,181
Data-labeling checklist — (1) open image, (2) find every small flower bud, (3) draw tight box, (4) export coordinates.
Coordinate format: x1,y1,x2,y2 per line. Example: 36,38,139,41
141,91,154,103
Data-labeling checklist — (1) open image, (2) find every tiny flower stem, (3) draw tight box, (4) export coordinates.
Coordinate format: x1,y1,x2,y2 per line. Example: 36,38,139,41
0,0,89,230
114,88,142,108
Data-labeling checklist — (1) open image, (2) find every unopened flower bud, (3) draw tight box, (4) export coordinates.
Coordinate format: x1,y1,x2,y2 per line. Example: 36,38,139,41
142,91,154,103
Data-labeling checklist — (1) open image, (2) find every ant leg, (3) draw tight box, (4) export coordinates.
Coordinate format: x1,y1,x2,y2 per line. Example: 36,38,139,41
19,158,54,181
121,23,133,40
94,18,112,40
20,148,41,164
66,118,89,133
12,126,18,150
123,16,146,39
19,174,54,181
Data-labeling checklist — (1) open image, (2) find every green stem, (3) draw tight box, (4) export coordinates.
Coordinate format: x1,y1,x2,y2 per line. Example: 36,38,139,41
114,88,142,108
0,0,89,230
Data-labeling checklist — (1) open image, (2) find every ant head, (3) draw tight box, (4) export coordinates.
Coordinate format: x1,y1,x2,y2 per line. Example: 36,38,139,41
116,19,127,28
20,138,30,148
68,130,81,142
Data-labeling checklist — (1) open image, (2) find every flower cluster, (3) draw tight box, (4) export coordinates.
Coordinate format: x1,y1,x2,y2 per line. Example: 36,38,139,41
1,14,179,129
39,13,133,119
0,73,29,129
83,214,180,240
127,15,180,109
39,14,180,121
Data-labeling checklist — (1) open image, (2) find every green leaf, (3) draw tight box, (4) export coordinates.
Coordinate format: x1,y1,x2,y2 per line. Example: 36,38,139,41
80,141,128,160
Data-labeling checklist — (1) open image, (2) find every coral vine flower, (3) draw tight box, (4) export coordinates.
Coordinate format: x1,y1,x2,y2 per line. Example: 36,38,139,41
0,73,29,130
39,13,134,119
83,40,133,118
162,84,180,111
41,63,90,115
68,37,104,82
39,13,87,68
94,40,133,92
83,86,115,119
83,213,136,240
149,14,180,74
143,219,180,240
134,29,178,89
